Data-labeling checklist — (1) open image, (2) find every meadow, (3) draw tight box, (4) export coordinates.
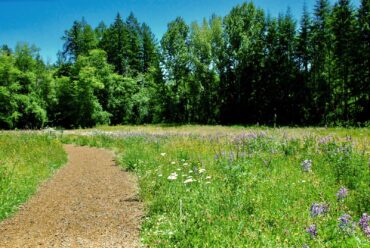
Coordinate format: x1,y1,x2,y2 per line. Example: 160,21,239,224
62,126,370,247
0,133,67,221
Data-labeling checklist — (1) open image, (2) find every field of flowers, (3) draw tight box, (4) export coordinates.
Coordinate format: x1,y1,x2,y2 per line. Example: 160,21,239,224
0,133,67,220
63,126,370,247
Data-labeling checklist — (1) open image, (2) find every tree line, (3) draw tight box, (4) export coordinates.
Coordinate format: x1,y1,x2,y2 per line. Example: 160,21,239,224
0,0,369,129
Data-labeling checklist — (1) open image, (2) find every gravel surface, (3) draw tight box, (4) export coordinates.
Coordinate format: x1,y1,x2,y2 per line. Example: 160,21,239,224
0,145,143,248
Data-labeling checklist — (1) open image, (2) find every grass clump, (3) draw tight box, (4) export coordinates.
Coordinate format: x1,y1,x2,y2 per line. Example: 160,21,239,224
62,126,370,247
0,133,67,220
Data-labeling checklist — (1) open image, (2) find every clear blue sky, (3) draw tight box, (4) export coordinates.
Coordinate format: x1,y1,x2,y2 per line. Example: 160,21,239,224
0,0,360,63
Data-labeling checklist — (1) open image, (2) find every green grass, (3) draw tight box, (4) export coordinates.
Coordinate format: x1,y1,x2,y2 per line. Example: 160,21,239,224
0,133,67,220
62,126,370,247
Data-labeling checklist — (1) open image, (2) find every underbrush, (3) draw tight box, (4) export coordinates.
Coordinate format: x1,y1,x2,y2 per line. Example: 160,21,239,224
0,133,67,220
62,129,370,247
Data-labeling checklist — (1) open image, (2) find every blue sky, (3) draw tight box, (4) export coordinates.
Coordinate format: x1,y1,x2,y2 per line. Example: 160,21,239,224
0,0,360,63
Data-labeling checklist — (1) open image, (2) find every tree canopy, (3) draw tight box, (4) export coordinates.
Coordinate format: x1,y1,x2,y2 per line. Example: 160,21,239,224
1,0,369,129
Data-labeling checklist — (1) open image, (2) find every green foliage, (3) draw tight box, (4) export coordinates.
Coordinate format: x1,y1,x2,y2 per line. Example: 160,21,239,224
160,17,191,123
0,133,67,220
0,44,48,129
62,18,98,62
53,49,112,128
1,0,369,129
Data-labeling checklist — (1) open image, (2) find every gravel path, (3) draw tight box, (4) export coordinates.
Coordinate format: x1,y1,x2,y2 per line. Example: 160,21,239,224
0,145,143,248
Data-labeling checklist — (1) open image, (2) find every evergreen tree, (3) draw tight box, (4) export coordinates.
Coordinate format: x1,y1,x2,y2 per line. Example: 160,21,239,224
95,21,107,42
126,13,142,75
311,0,333,124
332,0,356,123
141,23,159,73
62,18,98,62
355,0,370,122
296,4,313,122
100,13,129,75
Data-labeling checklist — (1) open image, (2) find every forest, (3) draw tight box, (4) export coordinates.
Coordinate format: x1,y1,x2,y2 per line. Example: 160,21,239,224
0,0,369,129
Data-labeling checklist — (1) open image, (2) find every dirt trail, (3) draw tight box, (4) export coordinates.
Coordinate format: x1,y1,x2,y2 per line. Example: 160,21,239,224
0,145,143,248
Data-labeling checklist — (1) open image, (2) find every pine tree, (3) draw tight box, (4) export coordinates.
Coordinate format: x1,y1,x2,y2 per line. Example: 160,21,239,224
141,23,159,73
332,0,356,123
95,21,107,42
296,4,313,123
297,4,312,75
62,18,97,62
311,0,333,124
355,0,370,122
126,13,142,75
100,13,129,75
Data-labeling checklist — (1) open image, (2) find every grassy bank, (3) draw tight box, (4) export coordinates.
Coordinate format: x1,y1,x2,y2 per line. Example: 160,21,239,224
62,126,370,247
0,133,67,220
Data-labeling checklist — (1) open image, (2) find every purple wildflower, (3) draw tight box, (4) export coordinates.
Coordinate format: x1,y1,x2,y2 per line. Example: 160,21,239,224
310,203,329,217
318,135,332,145
246,132,258,140
306,224,317,238
339,214,352,225
359,213,370,237
336,187,348,201
338,214,355,234
301,159,312,172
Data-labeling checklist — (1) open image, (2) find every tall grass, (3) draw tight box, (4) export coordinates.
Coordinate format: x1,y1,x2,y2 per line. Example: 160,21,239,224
62,127,370,247
0,133,67,220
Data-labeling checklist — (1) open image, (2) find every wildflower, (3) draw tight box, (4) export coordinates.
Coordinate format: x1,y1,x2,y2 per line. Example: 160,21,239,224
167,172,178,180
158,174,163,177
184,178,195,184
339,214,352,226
336,187,348,201
301,159,312,172
359,213,370,237
338,214,355,234
183,163,189,166
160,153,166,157
205,181,211,184
199,168,206,174
259,131,267,138
171,161,176,165
214,154,219,160
246,132,258,140
318,135,332,145
306,224,317,238
206,176,212,180
310,203,329,217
